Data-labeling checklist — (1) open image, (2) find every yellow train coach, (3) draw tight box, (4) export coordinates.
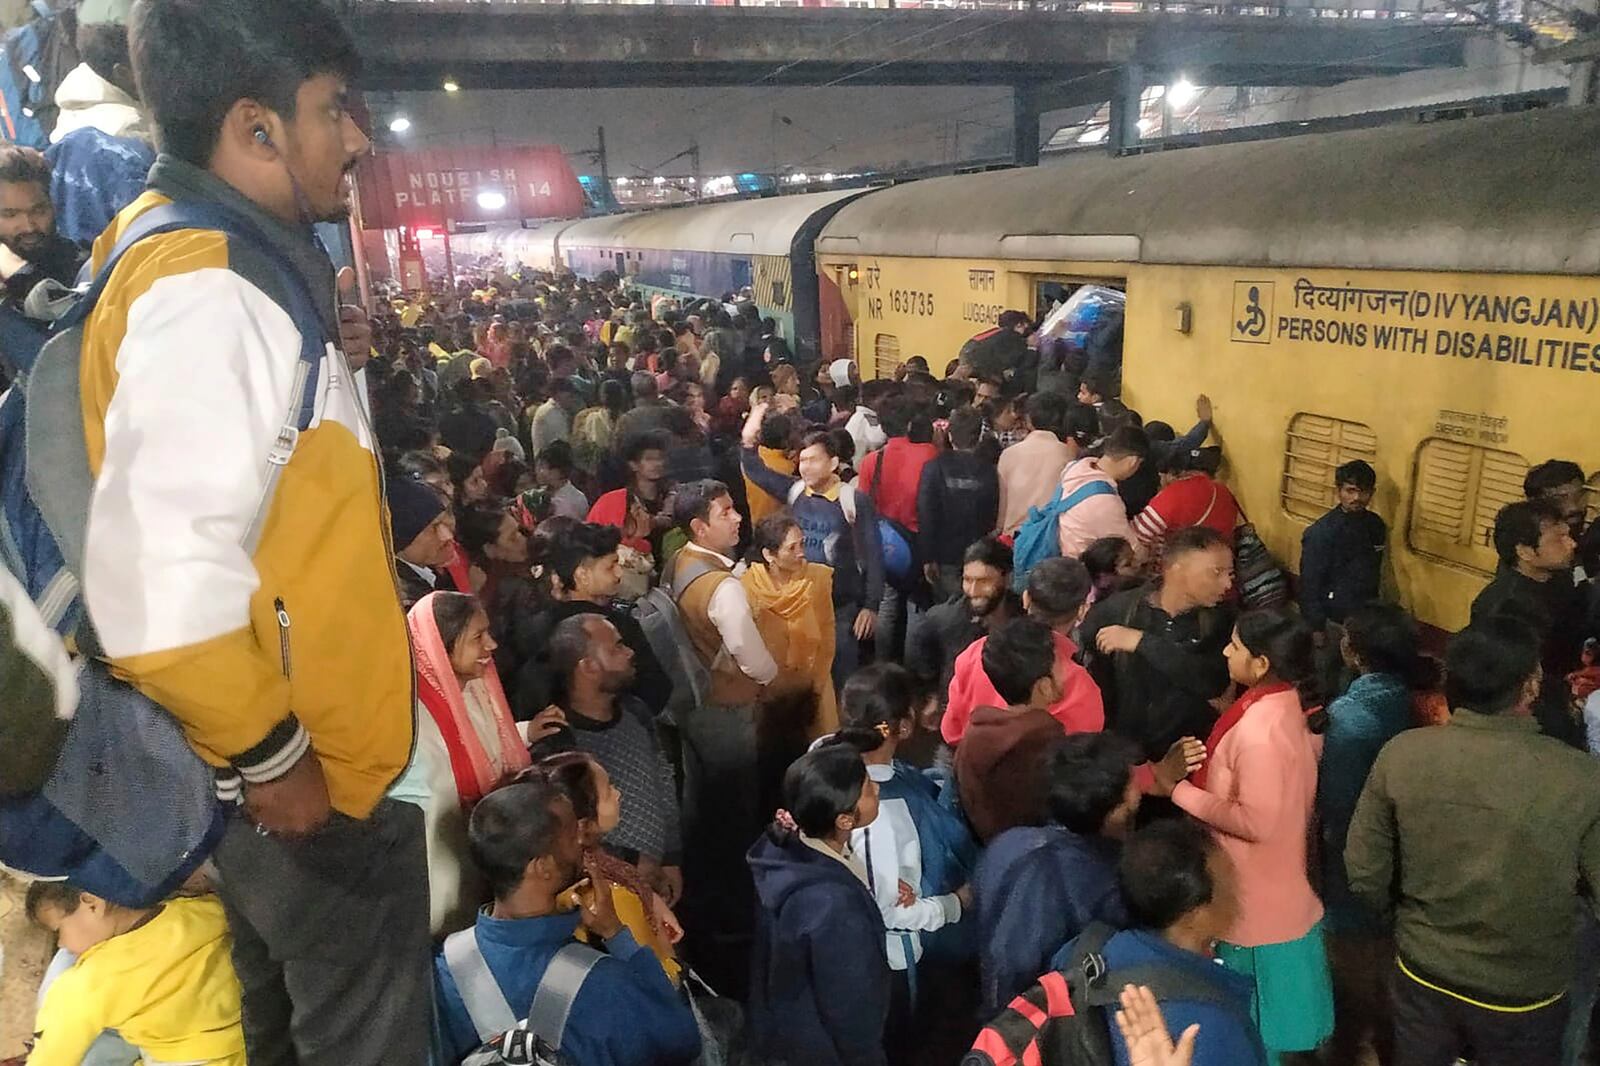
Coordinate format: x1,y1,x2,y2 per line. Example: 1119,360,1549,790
813,107,1600,632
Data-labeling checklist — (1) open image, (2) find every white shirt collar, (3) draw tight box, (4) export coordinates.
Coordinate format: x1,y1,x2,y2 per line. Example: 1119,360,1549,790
684,541,736,568
399,559,436,583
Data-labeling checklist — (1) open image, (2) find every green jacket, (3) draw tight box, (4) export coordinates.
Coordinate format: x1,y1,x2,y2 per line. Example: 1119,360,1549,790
1346,709,1600,1004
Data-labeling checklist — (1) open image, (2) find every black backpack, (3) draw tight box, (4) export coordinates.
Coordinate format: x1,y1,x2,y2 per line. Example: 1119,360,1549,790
962,924,1245,1066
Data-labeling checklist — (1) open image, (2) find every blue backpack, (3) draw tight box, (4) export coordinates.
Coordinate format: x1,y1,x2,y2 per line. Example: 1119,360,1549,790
1010,480,1119,592
0,201,326,906
0,0,77,149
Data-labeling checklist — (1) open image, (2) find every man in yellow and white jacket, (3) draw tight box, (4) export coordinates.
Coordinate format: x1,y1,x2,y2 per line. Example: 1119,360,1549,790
68,2,428,1062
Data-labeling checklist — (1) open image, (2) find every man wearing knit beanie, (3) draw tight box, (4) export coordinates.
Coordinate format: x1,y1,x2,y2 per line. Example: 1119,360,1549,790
390,476,453,610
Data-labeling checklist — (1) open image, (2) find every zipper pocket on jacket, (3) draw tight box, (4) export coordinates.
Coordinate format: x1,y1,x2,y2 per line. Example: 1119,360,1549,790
274,597,293,679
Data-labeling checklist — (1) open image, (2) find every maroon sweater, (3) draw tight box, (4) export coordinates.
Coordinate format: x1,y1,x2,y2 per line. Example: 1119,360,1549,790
954,705,1062,842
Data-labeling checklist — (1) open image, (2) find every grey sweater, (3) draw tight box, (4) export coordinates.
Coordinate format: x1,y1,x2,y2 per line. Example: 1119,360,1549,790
567,696,682,864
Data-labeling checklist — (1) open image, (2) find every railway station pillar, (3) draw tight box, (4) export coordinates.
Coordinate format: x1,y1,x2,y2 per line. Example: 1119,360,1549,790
1013,81,1043,166
1108,64,1144,155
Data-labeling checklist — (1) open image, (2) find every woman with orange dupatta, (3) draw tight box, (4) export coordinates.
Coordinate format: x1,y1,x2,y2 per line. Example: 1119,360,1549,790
742,513,839,738
409,591,560,933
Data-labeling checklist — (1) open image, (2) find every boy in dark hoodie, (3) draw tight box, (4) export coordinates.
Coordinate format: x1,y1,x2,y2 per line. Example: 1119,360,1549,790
952,618,1071,842
972,732,1142,1018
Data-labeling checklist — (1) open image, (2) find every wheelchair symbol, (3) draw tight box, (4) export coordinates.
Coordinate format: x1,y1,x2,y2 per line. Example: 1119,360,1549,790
1231,282,1273,345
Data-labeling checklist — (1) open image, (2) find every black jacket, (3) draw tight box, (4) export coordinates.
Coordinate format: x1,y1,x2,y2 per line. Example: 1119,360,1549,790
906,594,1020,698
916,450,1000,568
1080,584,1234,759
1471,566,1590,747
1298,506,1387,629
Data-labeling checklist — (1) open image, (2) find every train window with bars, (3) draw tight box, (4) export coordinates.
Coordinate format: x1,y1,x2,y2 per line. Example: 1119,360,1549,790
1408,439,1529,576
1280,413,1378,521
874,333,901,380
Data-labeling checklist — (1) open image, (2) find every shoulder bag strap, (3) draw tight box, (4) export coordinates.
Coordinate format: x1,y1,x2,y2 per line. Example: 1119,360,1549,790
443,928,520,1040
527,941,607,1050
1196,482,1219,528
868,440,890,501
668,552,722,600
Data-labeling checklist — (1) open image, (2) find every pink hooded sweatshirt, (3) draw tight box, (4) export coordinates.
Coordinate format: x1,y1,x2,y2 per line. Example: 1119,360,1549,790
1056,457,1136,561
942,631,1105,745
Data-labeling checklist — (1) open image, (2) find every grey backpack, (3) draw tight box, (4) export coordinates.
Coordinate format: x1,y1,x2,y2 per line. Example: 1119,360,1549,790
446,928,605,1066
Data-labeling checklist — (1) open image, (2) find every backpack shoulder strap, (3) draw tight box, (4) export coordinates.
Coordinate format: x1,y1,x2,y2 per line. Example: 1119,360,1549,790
668,552,724,601
443,927,521,1040
526,941,606,1050
837,482,857,526
1059,478,1119,512
1023,484,1066,524
27,201,326,601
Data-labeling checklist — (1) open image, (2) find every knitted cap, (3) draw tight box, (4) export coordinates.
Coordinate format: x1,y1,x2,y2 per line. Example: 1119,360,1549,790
389,475,446,551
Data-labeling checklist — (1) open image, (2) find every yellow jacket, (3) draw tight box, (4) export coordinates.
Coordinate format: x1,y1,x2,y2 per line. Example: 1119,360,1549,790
30,895,246,1065
79,172,413,817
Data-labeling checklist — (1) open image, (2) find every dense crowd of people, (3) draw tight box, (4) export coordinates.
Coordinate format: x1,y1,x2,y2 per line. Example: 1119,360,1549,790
5,4,1600,1066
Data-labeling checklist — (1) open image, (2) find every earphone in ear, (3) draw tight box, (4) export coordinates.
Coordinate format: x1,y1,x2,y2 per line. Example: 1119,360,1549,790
253,127,272,147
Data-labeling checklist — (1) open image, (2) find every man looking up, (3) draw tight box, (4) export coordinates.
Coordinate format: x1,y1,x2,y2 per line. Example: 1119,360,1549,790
665,478,778,996
433,779,700,1065
87,3,425,1061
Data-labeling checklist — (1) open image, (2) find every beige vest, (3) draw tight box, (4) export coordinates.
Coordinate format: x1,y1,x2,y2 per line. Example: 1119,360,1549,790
670,549,764,708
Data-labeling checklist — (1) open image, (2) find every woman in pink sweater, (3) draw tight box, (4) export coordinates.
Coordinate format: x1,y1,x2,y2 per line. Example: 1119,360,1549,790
1162,609,1334,1063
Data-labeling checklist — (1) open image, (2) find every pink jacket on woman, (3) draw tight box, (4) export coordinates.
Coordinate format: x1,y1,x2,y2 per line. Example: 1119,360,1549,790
1172,687,1323,947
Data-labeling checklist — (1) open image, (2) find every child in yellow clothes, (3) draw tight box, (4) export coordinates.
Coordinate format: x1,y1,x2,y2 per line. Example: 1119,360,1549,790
25,883,246,1066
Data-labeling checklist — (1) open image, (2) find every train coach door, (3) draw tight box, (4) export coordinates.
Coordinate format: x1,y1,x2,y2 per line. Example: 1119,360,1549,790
1031,276,1127,394
819,263,859,365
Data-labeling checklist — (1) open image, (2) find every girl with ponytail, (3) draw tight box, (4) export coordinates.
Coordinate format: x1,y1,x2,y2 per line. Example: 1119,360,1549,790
827,664,978,1064
747,745,890,1066
1158,607,1334,1063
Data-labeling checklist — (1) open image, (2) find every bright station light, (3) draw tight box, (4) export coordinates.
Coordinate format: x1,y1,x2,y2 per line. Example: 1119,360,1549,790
1166,78,1198,108
476,190,507,210
389,116,412,134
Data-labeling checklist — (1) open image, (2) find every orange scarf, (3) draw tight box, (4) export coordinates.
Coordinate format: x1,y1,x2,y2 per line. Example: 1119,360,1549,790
742,562,838,735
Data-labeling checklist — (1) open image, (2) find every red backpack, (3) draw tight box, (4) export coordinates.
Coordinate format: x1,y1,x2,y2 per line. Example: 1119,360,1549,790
962,924,1241,1066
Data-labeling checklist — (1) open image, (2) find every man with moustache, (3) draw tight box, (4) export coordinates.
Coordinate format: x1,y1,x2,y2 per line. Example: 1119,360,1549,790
79,2,421,1062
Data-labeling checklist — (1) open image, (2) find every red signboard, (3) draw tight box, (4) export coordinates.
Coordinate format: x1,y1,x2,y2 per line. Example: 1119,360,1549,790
354,145,587,232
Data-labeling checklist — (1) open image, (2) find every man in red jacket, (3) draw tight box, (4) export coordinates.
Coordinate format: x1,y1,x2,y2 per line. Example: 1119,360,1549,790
944,557,1104,746
857,396,939,660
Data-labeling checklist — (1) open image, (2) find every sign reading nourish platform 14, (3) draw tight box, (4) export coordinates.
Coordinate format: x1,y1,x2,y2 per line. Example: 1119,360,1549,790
355,146,587,232
1229,273,1600,377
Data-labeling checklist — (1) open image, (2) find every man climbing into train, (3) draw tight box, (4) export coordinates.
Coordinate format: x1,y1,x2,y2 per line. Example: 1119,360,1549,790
960,309,1036,391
